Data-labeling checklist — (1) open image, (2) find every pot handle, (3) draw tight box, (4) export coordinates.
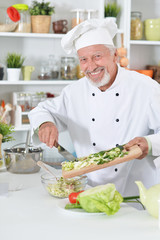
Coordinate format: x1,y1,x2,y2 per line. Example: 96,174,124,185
0,134,3,159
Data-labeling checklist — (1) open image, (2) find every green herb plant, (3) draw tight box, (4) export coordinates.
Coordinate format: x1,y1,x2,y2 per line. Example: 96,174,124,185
6,53,25,68
0,122,14,142
29,0,55,16
104,2,121,18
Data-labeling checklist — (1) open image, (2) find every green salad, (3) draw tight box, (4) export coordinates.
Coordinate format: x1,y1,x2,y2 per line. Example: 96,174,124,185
46,177,84,198
62,146,128,171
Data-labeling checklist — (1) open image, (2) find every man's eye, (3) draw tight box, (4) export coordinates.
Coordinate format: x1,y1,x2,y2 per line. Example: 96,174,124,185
95,55,101,59
80,58,86,63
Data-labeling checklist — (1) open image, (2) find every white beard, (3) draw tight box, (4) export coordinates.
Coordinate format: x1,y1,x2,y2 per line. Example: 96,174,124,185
86,68,110,88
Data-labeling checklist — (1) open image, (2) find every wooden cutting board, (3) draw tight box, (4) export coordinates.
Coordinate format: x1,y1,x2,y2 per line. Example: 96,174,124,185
62,145,142,179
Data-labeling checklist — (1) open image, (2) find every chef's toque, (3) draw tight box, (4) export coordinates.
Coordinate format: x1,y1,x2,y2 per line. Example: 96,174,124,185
61,18,118,54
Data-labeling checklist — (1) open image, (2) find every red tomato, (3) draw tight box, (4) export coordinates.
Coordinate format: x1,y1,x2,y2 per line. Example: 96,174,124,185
69,191,84,204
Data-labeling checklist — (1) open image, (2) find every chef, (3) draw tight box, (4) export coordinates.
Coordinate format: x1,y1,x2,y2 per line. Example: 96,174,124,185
28,18,160,197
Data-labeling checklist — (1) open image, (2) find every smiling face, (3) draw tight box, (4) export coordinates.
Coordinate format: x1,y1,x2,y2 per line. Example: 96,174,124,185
77,44,118,91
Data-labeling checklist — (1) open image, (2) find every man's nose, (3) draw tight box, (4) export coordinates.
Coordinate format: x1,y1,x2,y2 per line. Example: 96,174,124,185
87,60,97,72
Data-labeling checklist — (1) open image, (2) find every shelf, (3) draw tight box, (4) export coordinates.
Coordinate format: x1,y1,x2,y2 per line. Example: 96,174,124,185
0,32,65,38
0,80,77,85
14,125,30,131
0,29,123,38
130,40,160,46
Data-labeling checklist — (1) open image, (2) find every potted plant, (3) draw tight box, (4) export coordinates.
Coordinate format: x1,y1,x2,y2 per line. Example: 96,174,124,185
6,53,25,81
29,0,55,33
104,1,121,22
0,122,14,168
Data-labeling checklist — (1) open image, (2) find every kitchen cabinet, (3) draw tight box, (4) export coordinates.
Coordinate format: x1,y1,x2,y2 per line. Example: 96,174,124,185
0,0,129,150
127,0,160,69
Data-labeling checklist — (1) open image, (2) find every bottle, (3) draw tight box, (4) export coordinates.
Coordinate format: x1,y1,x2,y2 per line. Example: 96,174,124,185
130,11,143,40
71,9,85,28
14,105,22,127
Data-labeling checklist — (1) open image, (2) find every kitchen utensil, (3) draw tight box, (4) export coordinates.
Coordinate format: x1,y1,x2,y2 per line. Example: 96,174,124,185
135,181,160,218
1,103,12,121
3,144,43,174
117,33,127,58
37,160,59,180
22,66,35,81
57,144,77,162
62,145,142,178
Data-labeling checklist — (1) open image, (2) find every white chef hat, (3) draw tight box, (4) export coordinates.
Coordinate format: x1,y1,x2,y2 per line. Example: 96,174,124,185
61,18,118,54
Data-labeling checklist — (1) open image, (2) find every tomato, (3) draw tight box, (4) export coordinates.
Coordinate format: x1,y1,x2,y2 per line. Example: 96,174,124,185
69,191,84,204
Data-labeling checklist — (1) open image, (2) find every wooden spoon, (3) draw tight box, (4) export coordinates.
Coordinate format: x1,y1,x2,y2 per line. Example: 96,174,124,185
37,161,59,181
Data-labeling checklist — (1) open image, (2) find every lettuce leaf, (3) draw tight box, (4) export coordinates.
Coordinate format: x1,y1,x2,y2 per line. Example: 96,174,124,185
76,183,123,215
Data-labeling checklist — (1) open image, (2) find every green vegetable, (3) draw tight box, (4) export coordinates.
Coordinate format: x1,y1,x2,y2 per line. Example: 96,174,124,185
62,147,128,171
29,1,55,16
66,184,123,215
46,177,84,198
65,184,144,215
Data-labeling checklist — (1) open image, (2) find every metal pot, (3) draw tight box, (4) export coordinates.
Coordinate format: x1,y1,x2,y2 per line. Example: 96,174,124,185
3,146,43,174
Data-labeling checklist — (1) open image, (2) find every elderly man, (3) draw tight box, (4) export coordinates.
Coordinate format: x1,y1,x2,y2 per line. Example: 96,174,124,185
28,19,160,197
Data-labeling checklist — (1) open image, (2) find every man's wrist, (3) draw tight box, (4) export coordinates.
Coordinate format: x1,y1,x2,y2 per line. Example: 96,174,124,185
144,136,152,155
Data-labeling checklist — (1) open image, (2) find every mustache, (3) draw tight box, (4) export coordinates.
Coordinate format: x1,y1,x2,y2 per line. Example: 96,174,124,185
85,66,105,75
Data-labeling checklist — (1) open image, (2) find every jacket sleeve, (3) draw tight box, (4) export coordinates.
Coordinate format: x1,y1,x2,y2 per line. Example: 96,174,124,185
28,87,69,144
145,81,160,156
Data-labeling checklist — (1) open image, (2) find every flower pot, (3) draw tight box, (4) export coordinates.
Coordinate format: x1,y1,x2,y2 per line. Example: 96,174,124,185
7,68,21,81
105,17,117,23
31,15,51,33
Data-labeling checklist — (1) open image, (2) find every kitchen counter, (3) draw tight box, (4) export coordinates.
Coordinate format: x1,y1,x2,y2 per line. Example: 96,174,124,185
0,169,159,240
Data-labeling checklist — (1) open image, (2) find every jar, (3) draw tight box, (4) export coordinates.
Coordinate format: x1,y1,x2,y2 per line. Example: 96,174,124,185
85,9,98,20
12,4,31,33
130,11,143,40
71,9,85,28
48,55,59,79
61,57,77,80
38,61,50,80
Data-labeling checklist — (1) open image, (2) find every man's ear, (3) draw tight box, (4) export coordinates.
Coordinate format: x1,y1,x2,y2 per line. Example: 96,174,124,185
114,49,118,63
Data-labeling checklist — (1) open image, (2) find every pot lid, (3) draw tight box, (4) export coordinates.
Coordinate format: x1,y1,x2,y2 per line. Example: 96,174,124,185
12,4,29,10
7,6,20,22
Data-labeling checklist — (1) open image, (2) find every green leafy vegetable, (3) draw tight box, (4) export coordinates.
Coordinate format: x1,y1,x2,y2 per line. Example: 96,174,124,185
65,184,123,215
65,184,144,215
62,147,128,171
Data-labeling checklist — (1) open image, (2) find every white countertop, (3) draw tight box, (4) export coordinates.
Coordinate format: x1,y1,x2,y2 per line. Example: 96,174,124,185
0,169,160,240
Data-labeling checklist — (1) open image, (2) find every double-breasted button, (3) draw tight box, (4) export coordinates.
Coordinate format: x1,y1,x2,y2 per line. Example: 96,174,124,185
93,143,96,146
115,168,118,172
116,93,119,96
116,119,119,122
92,93,95,96
92,118,95,121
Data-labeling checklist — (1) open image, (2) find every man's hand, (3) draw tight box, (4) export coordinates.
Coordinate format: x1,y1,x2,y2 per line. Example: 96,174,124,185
124,137,149,159
38,122,58,148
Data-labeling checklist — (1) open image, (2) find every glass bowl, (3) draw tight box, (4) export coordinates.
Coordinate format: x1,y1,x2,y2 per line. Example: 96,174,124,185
41,173,87,198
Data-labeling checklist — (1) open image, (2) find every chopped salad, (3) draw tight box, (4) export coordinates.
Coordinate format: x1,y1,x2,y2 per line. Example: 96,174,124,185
62,147,128,171
46,177,85,198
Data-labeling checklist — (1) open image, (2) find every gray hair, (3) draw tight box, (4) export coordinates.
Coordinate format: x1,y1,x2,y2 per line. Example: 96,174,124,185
104,45,116,56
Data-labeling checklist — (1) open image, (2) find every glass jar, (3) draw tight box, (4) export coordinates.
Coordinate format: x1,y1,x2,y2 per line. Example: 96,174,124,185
130,11,143,40
61,57,77,80
48,55,59,79
12,4,31,33
85,9,98,20
71,9,85,28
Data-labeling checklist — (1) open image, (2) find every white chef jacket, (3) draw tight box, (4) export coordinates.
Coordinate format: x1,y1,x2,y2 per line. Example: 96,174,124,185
28,65,160,197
